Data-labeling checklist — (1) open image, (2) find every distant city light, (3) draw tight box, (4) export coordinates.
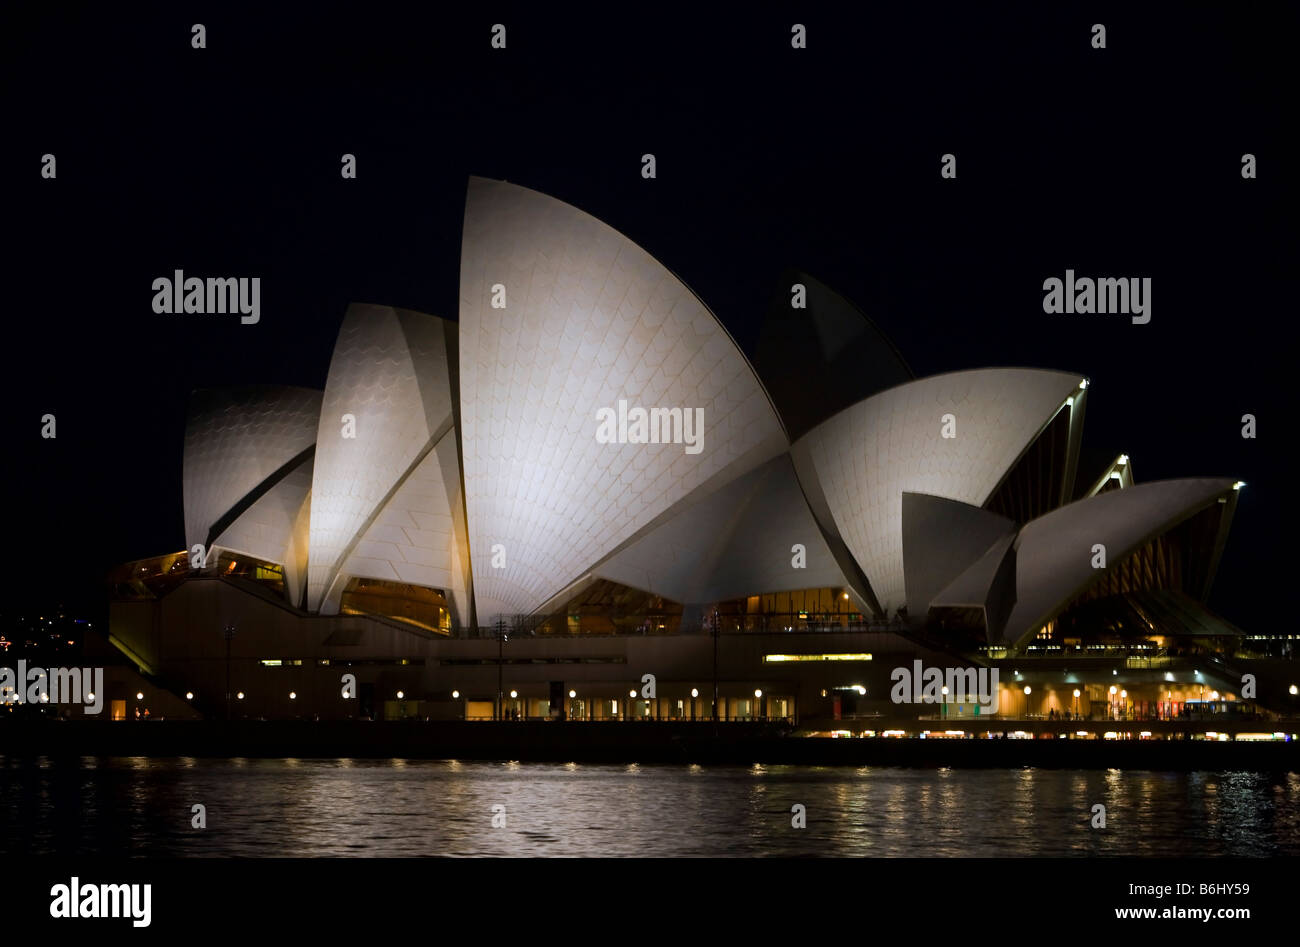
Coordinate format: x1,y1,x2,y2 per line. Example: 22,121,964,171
289,692,297,700
186,692,194,700
396,691,404,700
691,689,699,698
451,690,460,699
754,689,762,698
237,692,245,700
568,690,576,699
136,692,144,700
510,690,518,699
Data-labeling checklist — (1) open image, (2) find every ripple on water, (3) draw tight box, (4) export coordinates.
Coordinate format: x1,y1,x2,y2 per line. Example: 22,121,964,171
0,758,1295,857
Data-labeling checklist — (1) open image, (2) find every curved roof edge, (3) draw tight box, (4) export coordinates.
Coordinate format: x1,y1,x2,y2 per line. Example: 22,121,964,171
1001,477,1239,647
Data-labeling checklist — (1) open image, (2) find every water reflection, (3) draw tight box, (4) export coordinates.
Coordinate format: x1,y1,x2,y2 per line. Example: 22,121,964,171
0,757,1296,857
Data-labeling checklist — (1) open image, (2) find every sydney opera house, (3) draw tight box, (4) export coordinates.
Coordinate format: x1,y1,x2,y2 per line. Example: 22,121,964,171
99,177,1291,728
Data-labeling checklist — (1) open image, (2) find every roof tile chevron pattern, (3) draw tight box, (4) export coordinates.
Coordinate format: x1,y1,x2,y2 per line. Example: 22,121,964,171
176,178,1239,645
458,177,787,620
183,385,322,554
794,369,1082,613
307,304,457,612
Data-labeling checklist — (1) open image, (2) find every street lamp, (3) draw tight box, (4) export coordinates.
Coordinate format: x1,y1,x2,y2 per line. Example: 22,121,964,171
223,623,236,721
1023,685,1032,717
941,684,949,719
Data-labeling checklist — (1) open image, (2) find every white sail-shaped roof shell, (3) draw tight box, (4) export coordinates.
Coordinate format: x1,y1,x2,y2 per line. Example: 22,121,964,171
593,454,847,606
307,305,461,613
792,368,1084,613
458,177,787,620
1001,478,1237,645
182,386,320,605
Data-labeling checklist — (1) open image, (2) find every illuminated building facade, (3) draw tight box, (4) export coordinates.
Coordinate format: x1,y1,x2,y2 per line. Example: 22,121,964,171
102,178,1291,728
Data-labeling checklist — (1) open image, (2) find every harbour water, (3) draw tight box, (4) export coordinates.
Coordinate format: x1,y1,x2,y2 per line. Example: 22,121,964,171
3,757,1298,857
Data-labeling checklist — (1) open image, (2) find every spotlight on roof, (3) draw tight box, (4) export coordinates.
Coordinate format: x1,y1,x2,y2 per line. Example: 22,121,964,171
1117,454,1128,466
1079,379,1089,389
1233,481,1246,491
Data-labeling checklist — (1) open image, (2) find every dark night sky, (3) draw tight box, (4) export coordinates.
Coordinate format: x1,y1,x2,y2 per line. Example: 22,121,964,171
4,2,1293,632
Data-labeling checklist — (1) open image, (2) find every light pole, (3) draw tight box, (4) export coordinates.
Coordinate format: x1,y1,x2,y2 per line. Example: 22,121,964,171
223,623,235,720
495,617,505,721
712,608,719,725
1023,685,1032,718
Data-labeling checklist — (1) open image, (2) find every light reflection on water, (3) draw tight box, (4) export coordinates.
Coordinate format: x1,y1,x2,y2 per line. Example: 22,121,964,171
1,757,1296,857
